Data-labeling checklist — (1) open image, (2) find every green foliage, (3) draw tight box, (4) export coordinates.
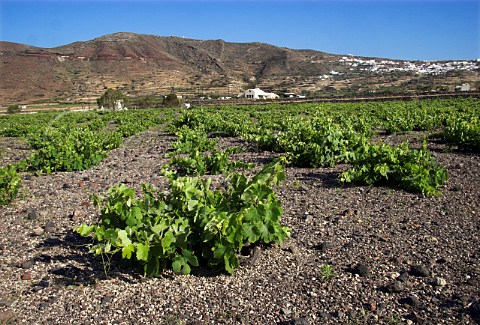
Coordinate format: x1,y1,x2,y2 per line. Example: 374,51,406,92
97,88,127,109
172,109,211,130
77,158,290,276
382,103,447,135
244,117,369,168
278,118,369,168
27,128,122,174
0,165,21,205
169,124,253,176
319,264,336,281
163,93,180,108
168,147,253,176
340,141,448,195
0,109,170,205
443,116,480,151
171,126,217,153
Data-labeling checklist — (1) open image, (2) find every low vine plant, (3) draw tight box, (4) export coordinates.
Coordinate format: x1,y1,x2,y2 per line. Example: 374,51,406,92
340,141,448,196
171,126,216,154
77,158,290,276
443,116,480,151
0,164,21,206
167,147,253,176
27,127,122,174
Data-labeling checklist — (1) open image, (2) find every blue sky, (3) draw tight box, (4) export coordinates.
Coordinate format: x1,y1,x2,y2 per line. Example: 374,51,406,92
0,0,478,61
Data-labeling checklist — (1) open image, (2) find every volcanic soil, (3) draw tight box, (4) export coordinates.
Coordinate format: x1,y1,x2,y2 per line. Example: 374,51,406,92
0,128,479,324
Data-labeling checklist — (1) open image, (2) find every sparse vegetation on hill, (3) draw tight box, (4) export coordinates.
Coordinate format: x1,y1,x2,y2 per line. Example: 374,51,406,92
1,32,478,104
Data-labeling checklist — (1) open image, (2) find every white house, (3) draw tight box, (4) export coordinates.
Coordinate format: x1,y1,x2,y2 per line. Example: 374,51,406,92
460,83,471,92
243,88,279,100
455,83,471,92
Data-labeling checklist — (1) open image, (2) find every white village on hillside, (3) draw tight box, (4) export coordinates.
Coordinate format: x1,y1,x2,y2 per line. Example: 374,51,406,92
336,56,480,75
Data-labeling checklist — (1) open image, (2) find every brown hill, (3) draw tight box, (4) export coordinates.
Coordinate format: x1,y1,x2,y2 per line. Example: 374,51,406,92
0,32,478,104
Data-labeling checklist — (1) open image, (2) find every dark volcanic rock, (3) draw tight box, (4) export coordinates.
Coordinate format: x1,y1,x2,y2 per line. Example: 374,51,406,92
384,281,405,293
290,317,309,325
44,220,55,233
26,208,39,220
468,300,480,317
410,265,430,277
351,263,370,277
400,295,420,307
397,272,409,282
317,241,334,252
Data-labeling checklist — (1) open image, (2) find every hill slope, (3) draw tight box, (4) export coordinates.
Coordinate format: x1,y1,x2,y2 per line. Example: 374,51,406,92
1,32,478,104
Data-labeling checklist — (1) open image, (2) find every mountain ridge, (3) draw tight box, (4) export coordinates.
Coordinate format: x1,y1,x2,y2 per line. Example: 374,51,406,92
1,32,478,104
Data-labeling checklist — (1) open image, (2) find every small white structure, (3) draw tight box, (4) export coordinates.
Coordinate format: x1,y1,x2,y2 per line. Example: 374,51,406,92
455,83,471,92
114,100,126,110
181,103,191,109
460,83,471,92
100,100,127,111
244,88,279,100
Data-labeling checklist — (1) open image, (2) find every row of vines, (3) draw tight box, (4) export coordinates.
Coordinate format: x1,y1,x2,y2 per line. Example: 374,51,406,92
1,97,479,275
0,109,174,204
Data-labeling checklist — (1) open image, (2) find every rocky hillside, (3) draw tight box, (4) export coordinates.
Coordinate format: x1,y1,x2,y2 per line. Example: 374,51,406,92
1,32,479,104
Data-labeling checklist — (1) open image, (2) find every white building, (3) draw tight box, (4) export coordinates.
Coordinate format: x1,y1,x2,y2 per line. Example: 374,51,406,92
243,88,279,100
100,100,127,111
456,83,471,92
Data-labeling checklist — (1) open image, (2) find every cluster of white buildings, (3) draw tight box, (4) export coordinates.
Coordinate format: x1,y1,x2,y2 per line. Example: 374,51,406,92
338,56,480,75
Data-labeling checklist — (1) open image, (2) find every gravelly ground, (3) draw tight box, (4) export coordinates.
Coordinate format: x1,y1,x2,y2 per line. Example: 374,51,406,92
0,128,479,324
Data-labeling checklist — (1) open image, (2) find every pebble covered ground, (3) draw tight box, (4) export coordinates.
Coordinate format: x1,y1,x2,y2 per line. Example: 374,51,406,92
0,129,479,324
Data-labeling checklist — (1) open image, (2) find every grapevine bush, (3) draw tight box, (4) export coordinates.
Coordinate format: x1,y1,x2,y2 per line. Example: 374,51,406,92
168,147,253,176
0,165,21,206
443,116,480,151
171,126,217,153
243,118,370,168
27,128,122,174
77,158,290,276
340,141,448,195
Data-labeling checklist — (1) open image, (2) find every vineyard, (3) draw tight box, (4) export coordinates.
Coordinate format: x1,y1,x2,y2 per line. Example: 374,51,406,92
0,98,479,324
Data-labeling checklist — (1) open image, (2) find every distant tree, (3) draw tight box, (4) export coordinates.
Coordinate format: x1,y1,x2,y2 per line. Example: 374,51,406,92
97,89,127,109
163,93,180,107
7,105,21,114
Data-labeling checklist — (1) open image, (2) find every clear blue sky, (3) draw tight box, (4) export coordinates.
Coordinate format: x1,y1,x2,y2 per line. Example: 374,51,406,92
0,0,478,61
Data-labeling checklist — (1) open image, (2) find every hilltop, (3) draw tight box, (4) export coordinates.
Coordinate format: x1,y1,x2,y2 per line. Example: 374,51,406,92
0,32,479,104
